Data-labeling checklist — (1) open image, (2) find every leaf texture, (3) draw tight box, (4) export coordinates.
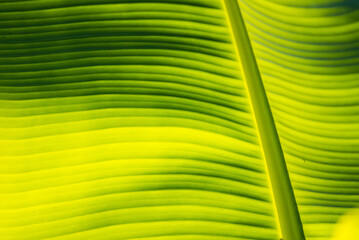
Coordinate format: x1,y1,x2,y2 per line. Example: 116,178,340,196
1,0,359,240
0,1,280,240
239,0,359,239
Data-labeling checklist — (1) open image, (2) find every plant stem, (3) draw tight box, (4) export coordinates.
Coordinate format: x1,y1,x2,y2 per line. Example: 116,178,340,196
222,1,306,239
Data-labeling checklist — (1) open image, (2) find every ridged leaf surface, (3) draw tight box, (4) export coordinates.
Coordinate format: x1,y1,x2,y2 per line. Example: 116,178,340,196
1,0,358,240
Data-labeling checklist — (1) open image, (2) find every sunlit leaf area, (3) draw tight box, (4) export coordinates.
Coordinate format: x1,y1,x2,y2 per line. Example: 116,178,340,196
0,0,358,239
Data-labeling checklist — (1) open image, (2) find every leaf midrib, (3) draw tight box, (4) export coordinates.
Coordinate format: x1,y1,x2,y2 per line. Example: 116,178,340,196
222,0,306,239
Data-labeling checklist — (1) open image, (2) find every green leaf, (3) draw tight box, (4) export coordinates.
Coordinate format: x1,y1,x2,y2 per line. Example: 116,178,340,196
238,0,359,239
0,1,358,240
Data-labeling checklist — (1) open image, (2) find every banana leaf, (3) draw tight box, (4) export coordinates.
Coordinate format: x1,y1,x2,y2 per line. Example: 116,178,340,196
0,0,358,240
